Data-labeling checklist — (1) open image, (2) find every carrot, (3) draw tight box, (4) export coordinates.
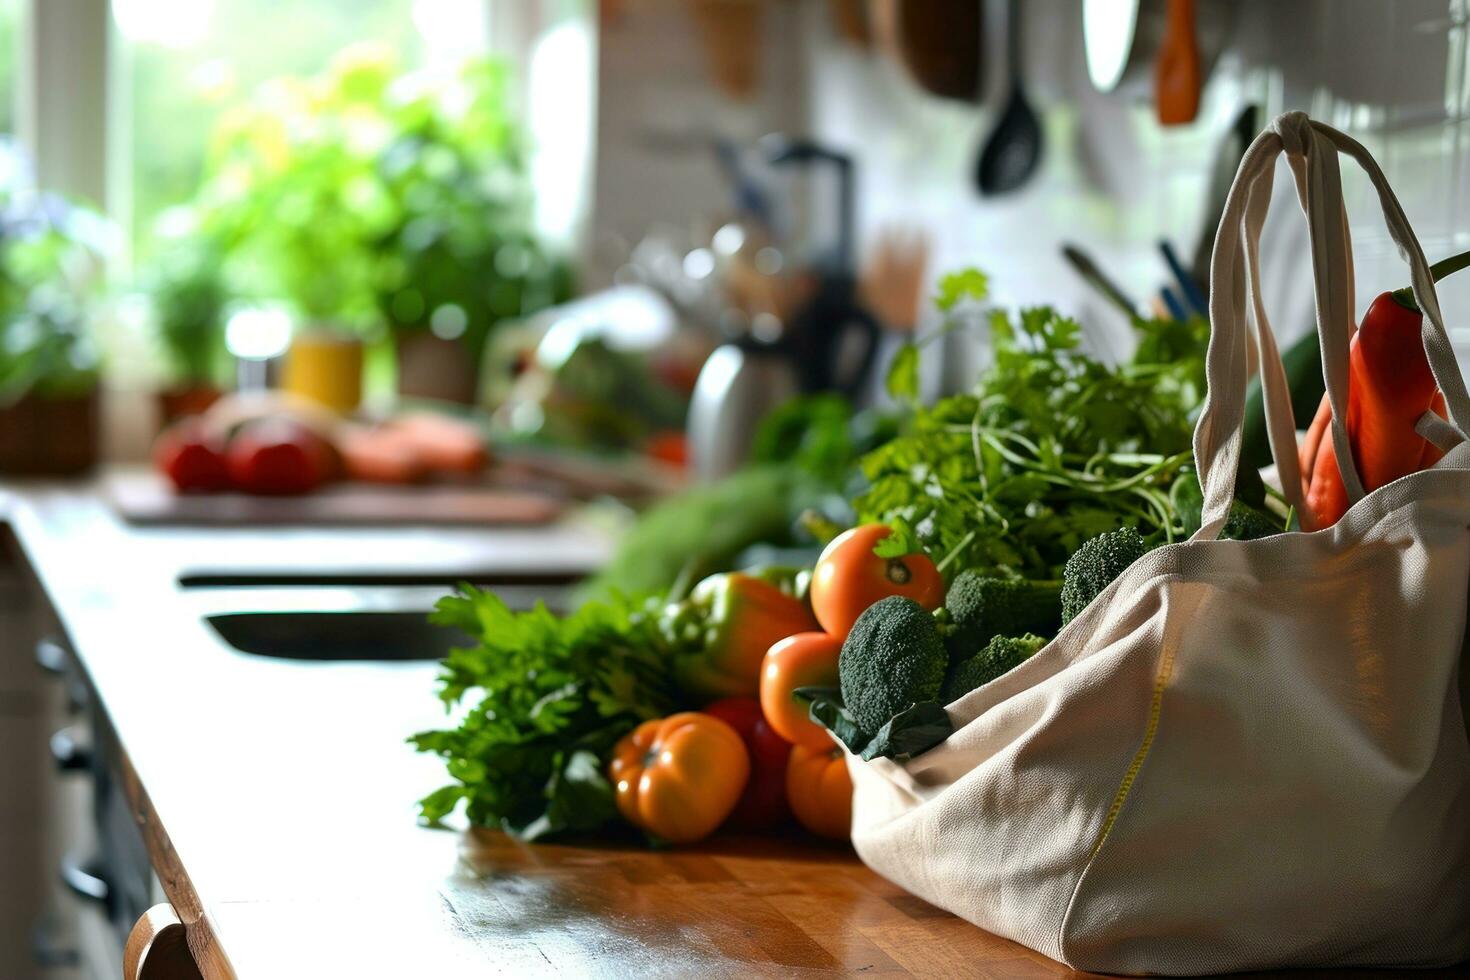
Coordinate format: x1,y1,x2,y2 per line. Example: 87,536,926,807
385,414,488,475
1297,393,1332,503
338,426,427,484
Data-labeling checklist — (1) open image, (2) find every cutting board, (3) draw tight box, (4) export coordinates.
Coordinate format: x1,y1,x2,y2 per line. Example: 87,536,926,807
105,468,566,527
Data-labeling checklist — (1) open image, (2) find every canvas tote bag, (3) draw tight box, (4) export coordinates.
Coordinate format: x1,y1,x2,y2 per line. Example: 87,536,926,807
845,111,1470,976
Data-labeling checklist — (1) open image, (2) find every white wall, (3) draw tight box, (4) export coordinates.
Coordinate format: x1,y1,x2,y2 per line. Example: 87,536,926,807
801,0,1470,388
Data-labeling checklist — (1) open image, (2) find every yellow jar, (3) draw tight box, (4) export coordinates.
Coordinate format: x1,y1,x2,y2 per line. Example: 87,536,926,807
282,331,364,414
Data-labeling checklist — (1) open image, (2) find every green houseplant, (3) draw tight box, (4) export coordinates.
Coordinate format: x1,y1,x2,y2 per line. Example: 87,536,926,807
144,210,230,423
198,45,569,407
0,141,108,474
369,56,571,402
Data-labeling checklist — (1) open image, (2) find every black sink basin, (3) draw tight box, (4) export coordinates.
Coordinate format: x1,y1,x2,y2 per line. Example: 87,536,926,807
206,611,470,661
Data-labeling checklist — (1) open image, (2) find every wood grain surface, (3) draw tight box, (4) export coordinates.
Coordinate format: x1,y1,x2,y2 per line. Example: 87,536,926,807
2,480,1464,979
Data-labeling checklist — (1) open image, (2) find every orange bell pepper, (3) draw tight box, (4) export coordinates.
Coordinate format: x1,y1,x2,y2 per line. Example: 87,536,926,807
663,572,819,699
787,743,853,840
609,712,750,843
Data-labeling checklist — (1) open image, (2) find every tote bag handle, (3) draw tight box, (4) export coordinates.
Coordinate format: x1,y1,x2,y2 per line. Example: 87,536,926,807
1192,111,1470,540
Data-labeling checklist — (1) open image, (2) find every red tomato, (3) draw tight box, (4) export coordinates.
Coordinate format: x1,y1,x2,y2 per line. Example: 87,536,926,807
225,418,334,495
760,632,842,750
702,696,792,830
153,419,230,493
810,524,944,639
787,743,853,840
644,431,688,468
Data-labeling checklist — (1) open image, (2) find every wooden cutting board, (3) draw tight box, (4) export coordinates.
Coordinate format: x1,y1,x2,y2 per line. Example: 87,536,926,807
105,468,566,527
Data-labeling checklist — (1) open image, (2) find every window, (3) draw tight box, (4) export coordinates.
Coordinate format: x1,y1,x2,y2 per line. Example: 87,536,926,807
112,0,489,258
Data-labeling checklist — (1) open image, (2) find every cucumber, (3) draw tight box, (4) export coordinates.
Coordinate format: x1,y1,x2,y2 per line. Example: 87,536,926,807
1241,330,1322,470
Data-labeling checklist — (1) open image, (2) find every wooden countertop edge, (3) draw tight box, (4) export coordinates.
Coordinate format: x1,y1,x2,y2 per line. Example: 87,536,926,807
2,500,236,979
115,731,239,980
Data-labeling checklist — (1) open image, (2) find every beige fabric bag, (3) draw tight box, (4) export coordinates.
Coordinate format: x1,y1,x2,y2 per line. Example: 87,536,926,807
846,112,1470,976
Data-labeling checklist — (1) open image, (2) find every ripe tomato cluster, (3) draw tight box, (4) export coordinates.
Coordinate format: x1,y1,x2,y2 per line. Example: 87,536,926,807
608,524,943,845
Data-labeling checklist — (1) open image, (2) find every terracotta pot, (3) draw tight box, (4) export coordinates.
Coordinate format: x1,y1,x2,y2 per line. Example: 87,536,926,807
157,383,224,428
395,332,479,405
0,389,100,476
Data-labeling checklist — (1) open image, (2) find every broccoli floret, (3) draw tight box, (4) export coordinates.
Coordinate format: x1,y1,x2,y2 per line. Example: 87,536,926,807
839,596,948,734
941,633,1046,702
1061,526,1148,625
1222,500,1282,541
943,572,1061,660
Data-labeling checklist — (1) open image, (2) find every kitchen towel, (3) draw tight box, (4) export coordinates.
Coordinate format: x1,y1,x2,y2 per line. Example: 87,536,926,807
845,111,1470,976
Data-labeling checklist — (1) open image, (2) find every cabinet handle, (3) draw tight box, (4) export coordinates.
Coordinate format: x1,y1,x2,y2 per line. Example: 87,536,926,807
59,851,110,909
49,726,92,772
125,904,203,980
35,637,67,675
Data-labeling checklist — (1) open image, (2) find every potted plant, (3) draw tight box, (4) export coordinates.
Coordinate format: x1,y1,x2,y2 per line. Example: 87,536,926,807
0,142,108,475
197,46,571,410
369,57,572,404
197,46,392,413
145,213,230,424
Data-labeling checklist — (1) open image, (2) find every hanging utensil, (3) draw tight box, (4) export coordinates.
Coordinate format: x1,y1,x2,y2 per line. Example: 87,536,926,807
1158,239,1208,316
1061,243,1138,319
1155,0,1200,125
976,0,1042,195
872,0,984,102
1189,103,1259,289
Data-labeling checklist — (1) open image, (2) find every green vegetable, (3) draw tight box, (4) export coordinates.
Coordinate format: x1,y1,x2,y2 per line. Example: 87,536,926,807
1060,526,1149,625
943,572,1060,659
579,465,805,602
941,633,1046,703
1241,329,1322,470
860,701,952,761
795,687,953,762
1223,500,1283,541
838,596,948,734
858,296,1201,582
409,587,677,837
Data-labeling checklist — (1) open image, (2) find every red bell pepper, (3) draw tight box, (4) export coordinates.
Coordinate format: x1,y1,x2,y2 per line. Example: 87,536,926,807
1298,250,1470,529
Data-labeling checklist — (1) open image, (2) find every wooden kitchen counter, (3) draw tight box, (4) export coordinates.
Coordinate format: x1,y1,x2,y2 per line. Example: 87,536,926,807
0,478,1459,978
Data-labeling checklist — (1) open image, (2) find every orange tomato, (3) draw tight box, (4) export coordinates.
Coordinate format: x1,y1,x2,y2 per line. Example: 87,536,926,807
810,524,944,640
760,632,842,750
608,712,750,843
787,743,853,840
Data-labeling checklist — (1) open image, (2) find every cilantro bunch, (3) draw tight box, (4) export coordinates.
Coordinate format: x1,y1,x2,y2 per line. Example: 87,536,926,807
859,270,1206,579
409,588,677,838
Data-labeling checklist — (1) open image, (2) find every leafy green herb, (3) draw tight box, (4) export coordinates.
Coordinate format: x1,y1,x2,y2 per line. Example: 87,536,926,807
860,701,953,762
795,687,953,762
409,587,676,838
885,344,921,402
858,285,1205,579
794,685,870,754
934,268,991,313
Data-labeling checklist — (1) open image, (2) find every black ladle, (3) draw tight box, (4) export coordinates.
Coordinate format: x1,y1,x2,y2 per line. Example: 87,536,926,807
976,0,1043,195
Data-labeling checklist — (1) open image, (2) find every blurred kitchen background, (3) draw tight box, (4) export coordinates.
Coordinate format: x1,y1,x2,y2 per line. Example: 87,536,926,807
0,0,1467,473
1,0,1470,969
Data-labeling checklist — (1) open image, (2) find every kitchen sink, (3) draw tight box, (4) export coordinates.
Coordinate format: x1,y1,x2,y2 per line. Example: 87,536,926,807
206,610,468,661
193,577,573,661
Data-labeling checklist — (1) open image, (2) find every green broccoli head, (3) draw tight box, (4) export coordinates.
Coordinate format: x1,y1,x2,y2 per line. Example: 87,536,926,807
1060,526,1148,625
943,572,1061,660
941,633,1046,703
1222,500,1282,541
839,595,948,734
